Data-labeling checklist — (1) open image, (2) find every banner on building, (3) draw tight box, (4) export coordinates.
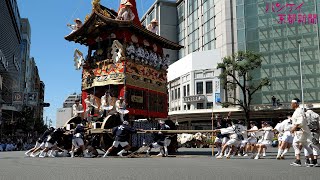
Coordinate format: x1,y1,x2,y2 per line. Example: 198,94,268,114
12,92,23,104
0,75,3,90
27,92,38,106
215,93,221,103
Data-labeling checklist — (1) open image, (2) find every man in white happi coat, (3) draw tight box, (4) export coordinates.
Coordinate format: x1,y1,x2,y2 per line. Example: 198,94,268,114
303,104,320,166
274,113,294,160
215,120,247,159
243,121,258,157
249,121,274,159
289,98,317,167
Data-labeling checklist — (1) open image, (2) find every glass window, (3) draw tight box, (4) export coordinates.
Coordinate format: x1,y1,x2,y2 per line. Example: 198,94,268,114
178,88,181,99
196,82,203,94
171,90,174,100
197,103,204,109
183,86,186,97
187,84,190,96
174,89,177,100
206,81,213,94
207,102,213,109
177,2,185,23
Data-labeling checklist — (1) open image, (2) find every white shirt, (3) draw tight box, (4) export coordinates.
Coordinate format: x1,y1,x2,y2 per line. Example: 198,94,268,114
292,107,310,134
72,104,84,117
117,8,135,21
85,97,98,111
248,126,258,138
147,24,159,34
305,110,320,130
261,127,274,141
115,100,126,111
220,124,246,140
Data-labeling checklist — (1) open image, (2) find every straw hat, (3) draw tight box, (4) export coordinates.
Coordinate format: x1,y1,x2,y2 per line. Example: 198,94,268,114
151,19,158,24
124,2,133,6
74,18,82,23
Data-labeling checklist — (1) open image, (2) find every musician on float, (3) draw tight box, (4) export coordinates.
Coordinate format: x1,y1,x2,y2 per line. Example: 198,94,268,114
100,91,113,118
115,96,128,122
84,94,98,122
72,99,84,124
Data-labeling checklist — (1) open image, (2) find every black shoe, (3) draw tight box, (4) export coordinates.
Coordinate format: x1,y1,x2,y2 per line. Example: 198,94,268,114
311,159,320,167
305,159,311,165
290,160,302,167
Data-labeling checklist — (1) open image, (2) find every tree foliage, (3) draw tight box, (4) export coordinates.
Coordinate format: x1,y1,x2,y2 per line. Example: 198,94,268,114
217,51,271,123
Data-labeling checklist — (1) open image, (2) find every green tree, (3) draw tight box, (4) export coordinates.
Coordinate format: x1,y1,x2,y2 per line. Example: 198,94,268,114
217,51,271,124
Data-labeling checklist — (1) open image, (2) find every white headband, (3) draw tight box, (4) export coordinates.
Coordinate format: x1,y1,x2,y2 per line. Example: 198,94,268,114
291,100,299,103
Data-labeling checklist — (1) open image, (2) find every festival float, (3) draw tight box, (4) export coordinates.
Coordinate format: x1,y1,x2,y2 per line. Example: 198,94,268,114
64,0,183,148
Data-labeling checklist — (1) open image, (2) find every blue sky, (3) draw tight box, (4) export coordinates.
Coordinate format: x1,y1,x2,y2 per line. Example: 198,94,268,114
17,0,155,126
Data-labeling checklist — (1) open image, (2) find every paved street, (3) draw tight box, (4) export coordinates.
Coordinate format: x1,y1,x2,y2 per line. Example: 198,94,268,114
0,148,319,180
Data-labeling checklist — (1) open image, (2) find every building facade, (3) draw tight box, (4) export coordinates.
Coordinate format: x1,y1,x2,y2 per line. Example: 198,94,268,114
236,0,320,105
141,0,178,64
0,0,22,130
20,18,31,93
63,93,82,108
168,50,225,129
176,0,237,59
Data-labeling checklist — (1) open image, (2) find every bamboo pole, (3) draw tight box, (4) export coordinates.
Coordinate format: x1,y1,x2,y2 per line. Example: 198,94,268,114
88,129,217,134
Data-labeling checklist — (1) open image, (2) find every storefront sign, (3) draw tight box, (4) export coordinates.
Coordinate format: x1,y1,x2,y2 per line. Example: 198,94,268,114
13,55,20,71
0,75,3,90
183,95,205,103
131,95,143,103
13,92,23,104
266,2,317,24
0,50,9,71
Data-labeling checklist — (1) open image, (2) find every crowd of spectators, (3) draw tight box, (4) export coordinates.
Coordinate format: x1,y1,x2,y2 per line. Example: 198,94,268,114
0,137,35,152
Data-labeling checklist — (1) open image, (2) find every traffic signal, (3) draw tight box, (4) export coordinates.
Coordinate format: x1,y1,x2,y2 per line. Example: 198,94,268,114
41,103,50,107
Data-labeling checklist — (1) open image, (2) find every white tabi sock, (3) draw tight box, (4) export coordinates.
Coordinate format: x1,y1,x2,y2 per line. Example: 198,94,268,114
118,149,126,155
281,148,289,156
277,149,283,157
217,147,221,153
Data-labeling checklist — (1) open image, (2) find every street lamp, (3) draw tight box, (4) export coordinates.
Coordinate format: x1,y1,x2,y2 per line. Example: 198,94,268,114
297,40,304,108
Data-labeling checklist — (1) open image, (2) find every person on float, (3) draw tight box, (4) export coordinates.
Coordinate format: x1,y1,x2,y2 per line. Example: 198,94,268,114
117,2,135,21
72,99,84,124
100,91,113,118
115,96,128,122
84,94,98,124
147,19,159,35
67,18,82,33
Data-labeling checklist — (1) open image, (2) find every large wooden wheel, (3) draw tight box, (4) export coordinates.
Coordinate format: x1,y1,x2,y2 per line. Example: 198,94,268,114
101,114,122,130
63,116,82,127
